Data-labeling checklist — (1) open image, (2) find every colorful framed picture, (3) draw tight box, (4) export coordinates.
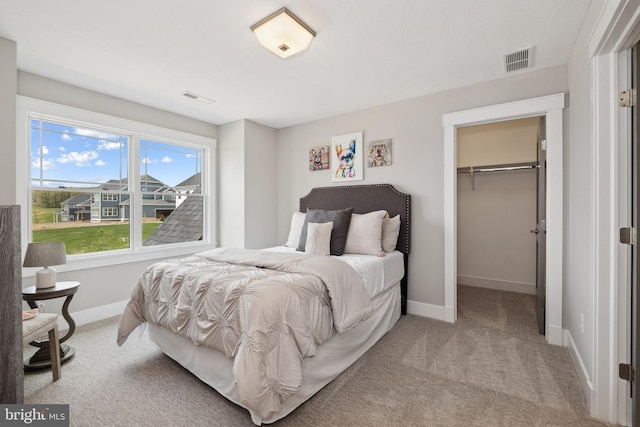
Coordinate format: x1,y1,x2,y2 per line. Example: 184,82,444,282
331,131,363,182
367,139,392,167
308,145,329,171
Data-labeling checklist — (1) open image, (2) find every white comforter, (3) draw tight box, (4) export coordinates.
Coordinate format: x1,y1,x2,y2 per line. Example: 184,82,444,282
117,247,373,421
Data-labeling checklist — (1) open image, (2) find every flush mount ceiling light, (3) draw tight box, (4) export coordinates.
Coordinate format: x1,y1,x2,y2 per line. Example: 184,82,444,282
250,7,316,59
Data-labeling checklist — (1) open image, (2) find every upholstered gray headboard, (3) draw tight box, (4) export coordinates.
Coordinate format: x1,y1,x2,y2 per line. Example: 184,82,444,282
299,184,411,314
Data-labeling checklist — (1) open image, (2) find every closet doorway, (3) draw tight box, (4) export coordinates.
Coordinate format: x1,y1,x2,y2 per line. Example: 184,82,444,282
442,93,565,345
456,117,545,334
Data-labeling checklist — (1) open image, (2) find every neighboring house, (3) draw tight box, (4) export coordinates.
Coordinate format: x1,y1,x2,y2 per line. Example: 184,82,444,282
60,193,92,222
59,174,177,222
174,172,201,208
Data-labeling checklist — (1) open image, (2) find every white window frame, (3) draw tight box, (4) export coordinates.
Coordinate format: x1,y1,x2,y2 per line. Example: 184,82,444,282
17,96,217,275
102,194,118,201
102,207,118,217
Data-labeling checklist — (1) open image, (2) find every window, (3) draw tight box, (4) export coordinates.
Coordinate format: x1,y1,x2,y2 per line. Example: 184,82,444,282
102,207,118,217
19,96,216,265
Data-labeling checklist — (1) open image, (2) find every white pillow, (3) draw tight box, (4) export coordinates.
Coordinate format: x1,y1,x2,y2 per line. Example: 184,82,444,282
285,211,306,247
305,222,333,256
344,210,387,256
382,214,401,252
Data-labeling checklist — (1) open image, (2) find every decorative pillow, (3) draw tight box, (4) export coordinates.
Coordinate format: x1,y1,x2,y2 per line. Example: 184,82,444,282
285,211,306,247
297,207,353,255
305,222,333,256
344,210,387,256
382,214,401,252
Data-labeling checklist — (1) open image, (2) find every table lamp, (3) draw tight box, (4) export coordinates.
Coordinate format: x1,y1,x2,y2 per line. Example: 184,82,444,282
23,242,67,289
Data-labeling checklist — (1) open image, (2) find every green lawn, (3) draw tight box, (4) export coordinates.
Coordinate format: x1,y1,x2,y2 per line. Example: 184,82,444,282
32,206,60,225
32,223,161,254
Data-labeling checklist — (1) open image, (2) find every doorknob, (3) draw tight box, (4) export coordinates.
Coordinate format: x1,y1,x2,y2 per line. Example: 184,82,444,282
530,228,539,234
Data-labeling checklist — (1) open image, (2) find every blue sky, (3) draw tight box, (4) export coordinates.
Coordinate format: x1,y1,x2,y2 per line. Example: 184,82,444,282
31,120,201,188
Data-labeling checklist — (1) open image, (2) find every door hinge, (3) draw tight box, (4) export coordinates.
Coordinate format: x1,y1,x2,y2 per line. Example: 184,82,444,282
619,363,635,382
540,139,547,151
619,89,637,108
620,227,637,245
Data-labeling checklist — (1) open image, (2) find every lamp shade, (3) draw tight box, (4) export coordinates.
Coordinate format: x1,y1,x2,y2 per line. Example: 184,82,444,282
23,242,67,268
251,8,316,59
24,242,67,289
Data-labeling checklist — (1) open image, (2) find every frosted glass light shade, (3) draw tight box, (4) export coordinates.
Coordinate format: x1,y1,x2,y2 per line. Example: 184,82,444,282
251,8,316,59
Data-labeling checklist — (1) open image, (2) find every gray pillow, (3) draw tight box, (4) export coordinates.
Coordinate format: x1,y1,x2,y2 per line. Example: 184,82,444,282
297,207,353,255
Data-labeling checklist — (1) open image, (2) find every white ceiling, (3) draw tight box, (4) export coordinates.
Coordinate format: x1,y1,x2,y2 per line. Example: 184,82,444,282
0,1,591,129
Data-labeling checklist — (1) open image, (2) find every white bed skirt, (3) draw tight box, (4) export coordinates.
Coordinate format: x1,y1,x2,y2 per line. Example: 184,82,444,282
148,282,401,425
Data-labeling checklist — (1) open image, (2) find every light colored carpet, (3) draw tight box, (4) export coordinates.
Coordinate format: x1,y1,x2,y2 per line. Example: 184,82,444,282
24,285,612,426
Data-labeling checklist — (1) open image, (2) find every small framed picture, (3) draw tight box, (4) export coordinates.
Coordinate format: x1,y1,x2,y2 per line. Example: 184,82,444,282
331,131,363,182
308,145,329,171
367,139,392,167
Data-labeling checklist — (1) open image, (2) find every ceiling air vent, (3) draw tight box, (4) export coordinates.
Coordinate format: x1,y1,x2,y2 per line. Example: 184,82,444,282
182,91,215,104
503,47,533,73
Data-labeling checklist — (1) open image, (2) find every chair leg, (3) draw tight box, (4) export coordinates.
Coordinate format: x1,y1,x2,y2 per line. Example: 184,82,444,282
48,327,61,381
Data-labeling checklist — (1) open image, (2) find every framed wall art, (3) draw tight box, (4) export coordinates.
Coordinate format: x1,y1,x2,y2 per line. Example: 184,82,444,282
331,131,363,182
367,139,392,167
308,145,329,171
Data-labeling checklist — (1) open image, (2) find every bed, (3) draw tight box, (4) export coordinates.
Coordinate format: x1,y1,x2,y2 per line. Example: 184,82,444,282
117,184,411,424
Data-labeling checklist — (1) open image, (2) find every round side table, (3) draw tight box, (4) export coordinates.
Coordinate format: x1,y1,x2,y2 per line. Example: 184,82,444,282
22,280,80,370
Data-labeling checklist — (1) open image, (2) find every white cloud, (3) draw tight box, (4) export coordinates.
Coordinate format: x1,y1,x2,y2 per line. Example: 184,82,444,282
58,146,66,152
161,156,173,163
62,133,72,140
142,157,157,164
33,159,56,171
95,160,107,167
74,128,121,141
97,141,122,151
39,146,49,155
57,151,99,167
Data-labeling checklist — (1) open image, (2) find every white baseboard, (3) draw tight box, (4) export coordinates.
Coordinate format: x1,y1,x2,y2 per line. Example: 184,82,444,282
407,299,449,322
458,275,536,295
63,300,128,329
563,328,594,410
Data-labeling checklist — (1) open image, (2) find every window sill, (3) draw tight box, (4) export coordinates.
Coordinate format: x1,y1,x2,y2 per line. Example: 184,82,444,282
22,242,218,277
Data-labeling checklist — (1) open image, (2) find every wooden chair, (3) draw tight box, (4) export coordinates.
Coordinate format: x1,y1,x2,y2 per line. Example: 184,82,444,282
22,313,61,381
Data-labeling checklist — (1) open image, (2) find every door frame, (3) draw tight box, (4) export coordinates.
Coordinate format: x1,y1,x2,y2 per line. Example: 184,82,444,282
442,93,565,346
589,1,640,424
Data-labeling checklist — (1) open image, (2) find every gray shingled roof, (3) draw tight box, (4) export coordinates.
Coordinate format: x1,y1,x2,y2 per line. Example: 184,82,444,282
176,172,201,188
61,193,92,206
143,196,203,246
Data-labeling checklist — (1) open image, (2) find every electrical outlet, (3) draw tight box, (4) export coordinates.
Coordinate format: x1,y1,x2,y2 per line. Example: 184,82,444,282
580,313,584,334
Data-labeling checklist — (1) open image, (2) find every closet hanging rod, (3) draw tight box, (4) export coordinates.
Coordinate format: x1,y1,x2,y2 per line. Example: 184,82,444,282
456,161,537,174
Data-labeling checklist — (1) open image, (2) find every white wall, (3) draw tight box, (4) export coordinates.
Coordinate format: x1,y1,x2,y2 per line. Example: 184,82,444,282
218,119,278,249
276,66,569,308
565,0,601,398
244,120,278,249
457,117,539,167
218,120,246,248
457,169,537,294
